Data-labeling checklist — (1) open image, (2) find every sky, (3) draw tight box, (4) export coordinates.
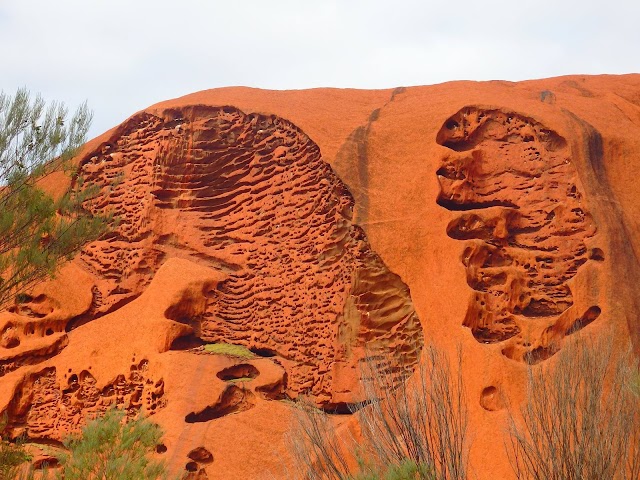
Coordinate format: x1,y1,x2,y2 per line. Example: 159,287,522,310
1,0,639,140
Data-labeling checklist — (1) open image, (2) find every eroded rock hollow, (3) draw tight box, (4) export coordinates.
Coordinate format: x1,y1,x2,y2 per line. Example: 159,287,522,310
78,105,423,404
436,107,600,363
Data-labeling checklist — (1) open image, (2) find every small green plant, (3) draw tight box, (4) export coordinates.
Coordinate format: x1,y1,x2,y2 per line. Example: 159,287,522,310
57,408,168,480
0,413,38,479
349,458,435,480
203,343,255,359
0,436,31,479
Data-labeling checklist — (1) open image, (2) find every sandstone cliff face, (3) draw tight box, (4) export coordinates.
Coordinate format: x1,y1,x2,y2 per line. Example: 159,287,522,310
0,75,639,479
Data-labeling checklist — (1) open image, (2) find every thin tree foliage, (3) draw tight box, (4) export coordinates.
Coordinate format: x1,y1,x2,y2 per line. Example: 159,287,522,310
290,344,469,480
507,336,640,480
0,89,107,309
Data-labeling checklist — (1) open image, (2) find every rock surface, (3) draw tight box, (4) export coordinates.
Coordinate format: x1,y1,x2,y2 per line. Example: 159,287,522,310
1,74,640,479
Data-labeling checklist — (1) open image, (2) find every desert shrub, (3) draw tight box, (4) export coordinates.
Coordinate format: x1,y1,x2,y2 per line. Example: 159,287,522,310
290,344,468,480
507,337,640,480
0,431,53,480
57,408,168,480
356,346,468,479
0,435,31,479
349,458,434,480
290,397,352,480
0,411,38,479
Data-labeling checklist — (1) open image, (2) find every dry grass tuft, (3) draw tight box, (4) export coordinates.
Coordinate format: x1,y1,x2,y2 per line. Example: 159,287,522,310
507,336,640,480
289,344,469,480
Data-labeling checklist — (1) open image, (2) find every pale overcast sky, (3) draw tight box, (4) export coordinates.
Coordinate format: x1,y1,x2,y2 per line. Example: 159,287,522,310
1,0,638,139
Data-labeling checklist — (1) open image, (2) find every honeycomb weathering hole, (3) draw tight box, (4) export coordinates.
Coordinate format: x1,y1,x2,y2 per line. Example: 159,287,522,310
188,446,214,464
185,385,255,423
216,364,259,381
480,385,505,411
77,104,423,403
436,106,598,362
566,306,601,335
6,365,166,440
589,247,605,261
249,347,277,357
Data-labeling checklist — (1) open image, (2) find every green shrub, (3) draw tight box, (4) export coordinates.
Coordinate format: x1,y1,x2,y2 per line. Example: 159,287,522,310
349,458,435,480
57,408,168,480
0,436,31,479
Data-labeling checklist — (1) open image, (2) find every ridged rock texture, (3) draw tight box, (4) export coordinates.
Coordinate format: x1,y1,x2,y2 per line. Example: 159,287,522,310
435,107,600,362
77,104,422,405
1,74,639,479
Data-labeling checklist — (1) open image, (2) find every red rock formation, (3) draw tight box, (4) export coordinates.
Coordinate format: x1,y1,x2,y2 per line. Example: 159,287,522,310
0,74,639,479
75,104,422,406
436,107,600,362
